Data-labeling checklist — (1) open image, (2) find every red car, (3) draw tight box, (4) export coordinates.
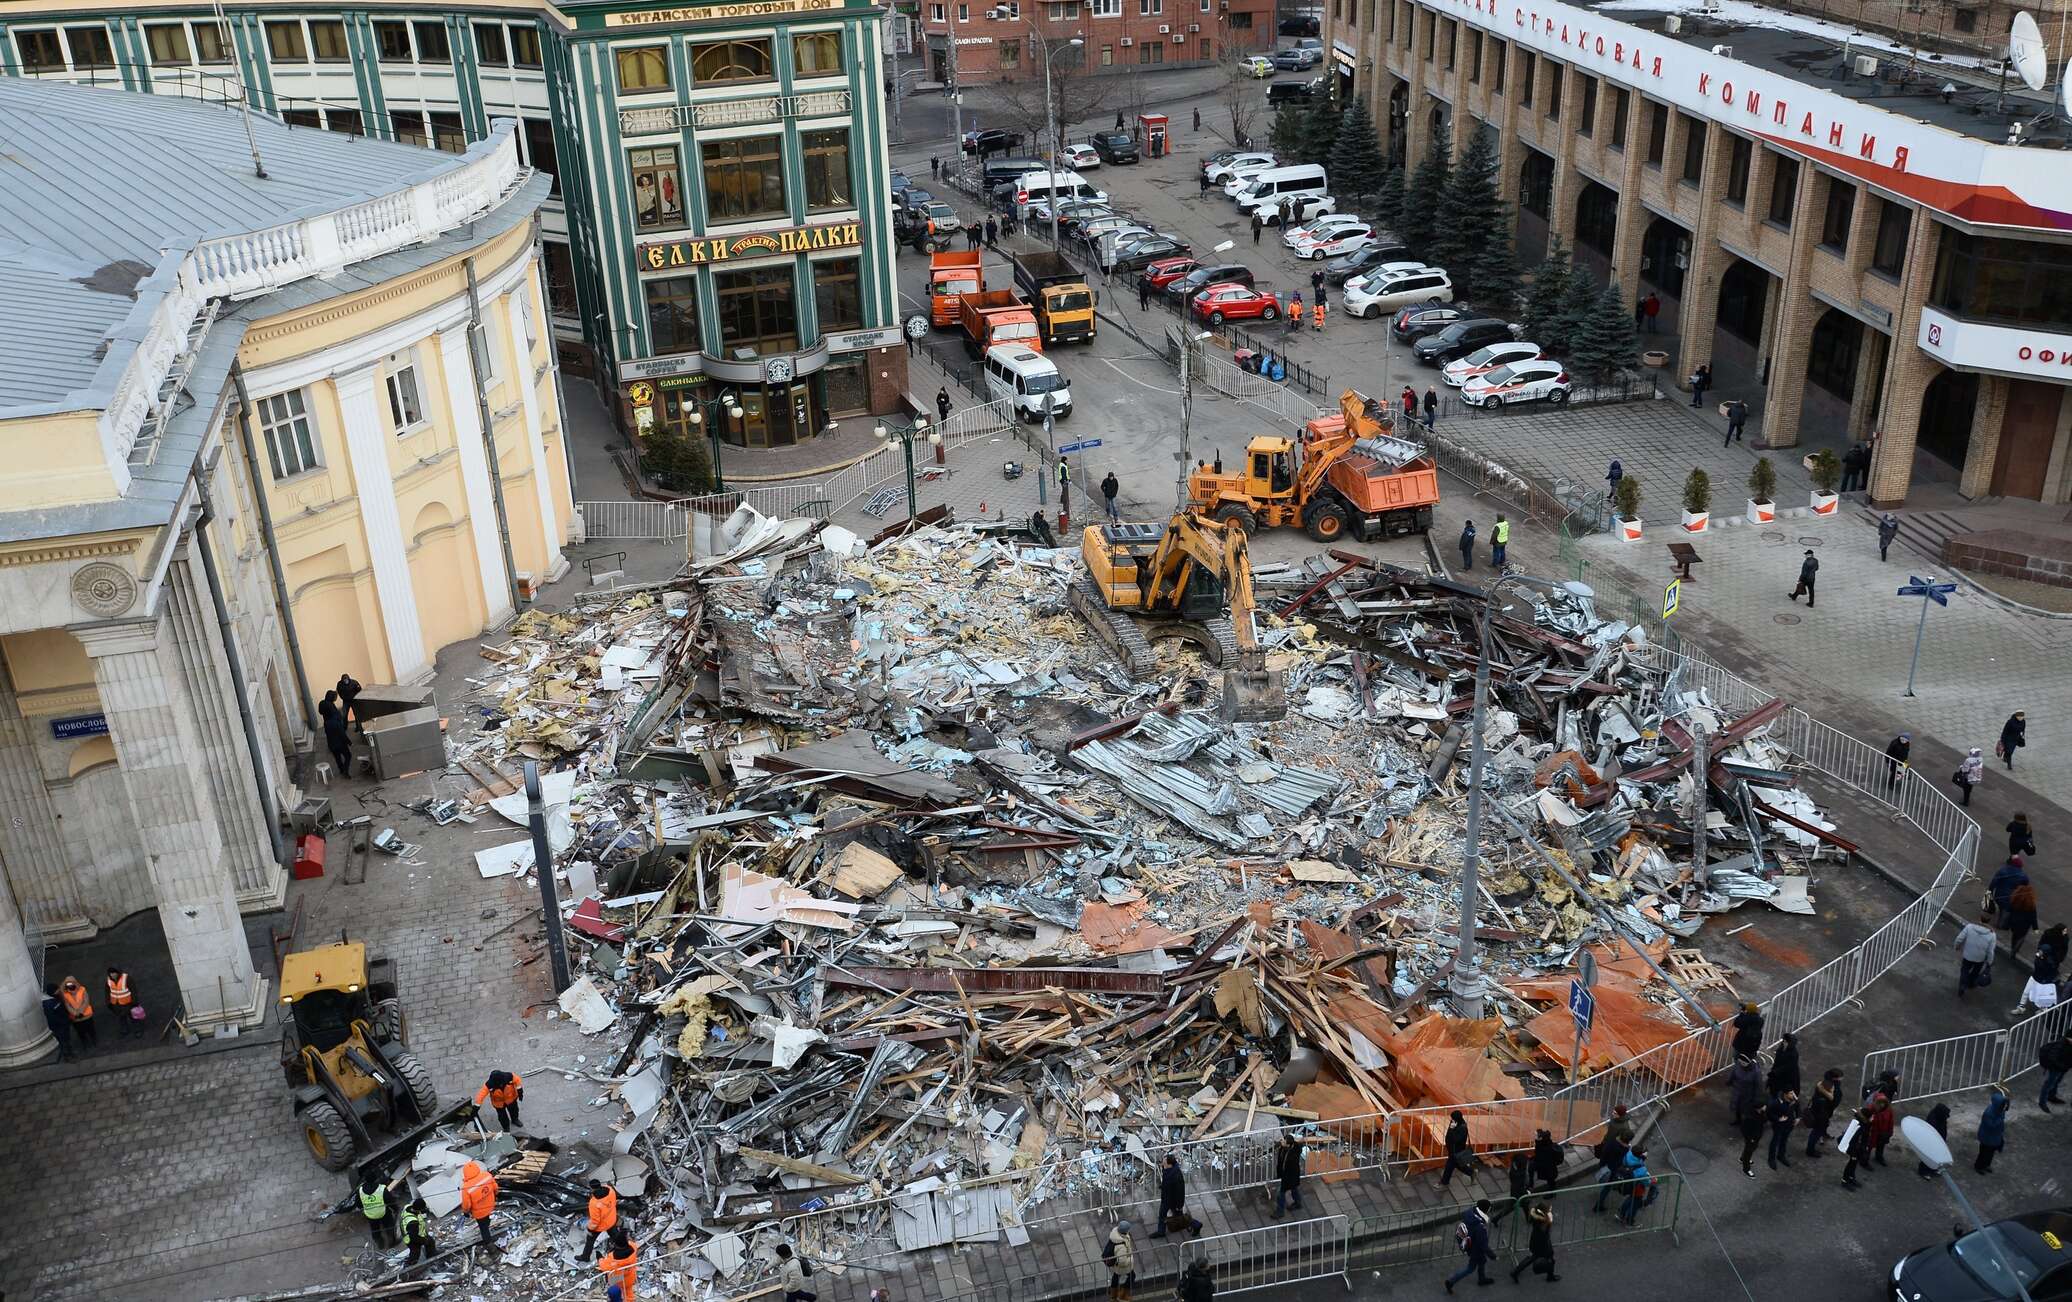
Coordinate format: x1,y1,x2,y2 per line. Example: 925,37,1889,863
1141,255,1198,291
1190,282,1281,325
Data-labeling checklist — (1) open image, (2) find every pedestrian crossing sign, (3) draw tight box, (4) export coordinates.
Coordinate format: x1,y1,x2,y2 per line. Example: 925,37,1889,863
1663,578,1680,618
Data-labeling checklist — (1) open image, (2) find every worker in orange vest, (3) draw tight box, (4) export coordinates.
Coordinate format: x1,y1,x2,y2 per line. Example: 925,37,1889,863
459,1159,498,1247
581,1179,620,1260
1311,300,1325,331
105,966,137,1038
472,1070,523,1131
58,975,96,1050
597,1229,638,1297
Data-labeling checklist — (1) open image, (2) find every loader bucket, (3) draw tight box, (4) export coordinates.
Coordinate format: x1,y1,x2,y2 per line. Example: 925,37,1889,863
1219,665,1287,723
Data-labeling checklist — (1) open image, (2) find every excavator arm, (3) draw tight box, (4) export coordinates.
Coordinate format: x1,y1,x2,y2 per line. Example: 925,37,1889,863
1210,523,1287,722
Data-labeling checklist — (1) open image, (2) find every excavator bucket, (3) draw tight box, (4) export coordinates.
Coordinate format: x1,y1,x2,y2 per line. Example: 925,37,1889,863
1219,658,1288,723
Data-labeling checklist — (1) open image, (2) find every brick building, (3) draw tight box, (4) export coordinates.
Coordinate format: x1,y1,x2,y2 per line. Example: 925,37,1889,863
921,0,1272,86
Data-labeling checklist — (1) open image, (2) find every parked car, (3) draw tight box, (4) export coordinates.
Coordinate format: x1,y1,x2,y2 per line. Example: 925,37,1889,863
1166,263,1256,306
1282,213,1366,247
889,170,914,196
1141,255,1200,291
1443,341,1546,387
1191,283,1282,325
1462,359,1573,407
1413,317,1516,364
1266,78,1317,104
1279,11,1321,36
1216,161,1283,193
963,128,1025,156
1392,302,1477,342
1059,206,1124,238
1060,142,1101,170
1295,36,1324,51
1322,243,1415,283
1109,236,1191,274
1240,55,1275,77
1094,228,1170,269
1204,150,1275,182
1273,46,1320,69
1344,266,1453,318
1298,227,1380,260
1091,129,1140,164
1077,217,1151,248
1892,1208,2072,1302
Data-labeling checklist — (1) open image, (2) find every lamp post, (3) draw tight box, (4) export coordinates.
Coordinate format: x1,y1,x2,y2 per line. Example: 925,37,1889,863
685,391,746,493
875,414,940,519
991,9,1082,254
1902,1114,2035,1302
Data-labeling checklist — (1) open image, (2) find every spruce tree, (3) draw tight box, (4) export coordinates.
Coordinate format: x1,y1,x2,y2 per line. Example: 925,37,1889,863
1465,234,1521,316
1431,128,1504,289
1399,135,1451,258
1326,97,1388,214
1556,264,1600,349
1269,102,1305,160
1569,279,1642,384
1373,164,1407,231
1520,238,1576,343
1295,93,1344,166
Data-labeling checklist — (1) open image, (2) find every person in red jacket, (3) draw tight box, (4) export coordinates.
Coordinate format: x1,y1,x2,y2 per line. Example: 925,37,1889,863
1866,1093,1897,1167
459,1159,498,1247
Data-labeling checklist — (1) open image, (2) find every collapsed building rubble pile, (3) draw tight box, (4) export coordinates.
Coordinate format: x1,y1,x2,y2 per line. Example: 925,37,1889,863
375,513,1857,1299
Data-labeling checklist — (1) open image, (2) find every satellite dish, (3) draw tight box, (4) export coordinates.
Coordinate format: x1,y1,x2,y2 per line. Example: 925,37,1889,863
2060,60,2072,118
2009,11,2047,91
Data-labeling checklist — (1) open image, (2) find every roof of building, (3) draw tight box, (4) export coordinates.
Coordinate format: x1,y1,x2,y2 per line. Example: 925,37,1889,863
0,77,475,412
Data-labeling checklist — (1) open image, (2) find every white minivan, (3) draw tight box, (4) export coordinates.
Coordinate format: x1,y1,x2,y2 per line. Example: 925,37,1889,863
1014,169,1106,218
984,345,1073,421
1232,164,1329,222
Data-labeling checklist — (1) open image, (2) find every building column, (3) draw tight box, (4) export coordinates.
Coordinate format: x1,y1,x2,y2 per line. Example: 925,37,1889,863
165,546,285,911
506,292,567,578
1868,214,1948,506
1493,51,1523,209
75,617,267,1030
0,872,54,1068
1545,69,1585,252
437,328,515,627
1958,374,2012,499
0,673,93,941
1608,122,1650,294
1669,126,1730,376
1846,331,1890,441
335,366,430,683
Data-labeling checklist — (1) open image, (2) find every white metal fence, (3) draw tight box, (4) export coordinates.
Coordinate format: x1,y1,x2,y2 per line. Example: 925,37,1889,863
573,498,685,541
1861,995,2072,1103
1181,1214,1350,1295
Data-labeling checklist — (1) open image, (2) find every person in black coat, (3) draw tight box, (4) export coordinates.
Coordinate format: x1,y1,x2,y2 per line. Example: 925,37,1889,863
1764,1088,1800,1170
1508,1153,1532,1203
1730,1002,1765,1059
1915,1103,1952,1178
1509,1201,1559,1283
335,672,363,730
1737,1103,1766,1177
1178,1260,1216,1302
1999,711,2027,770
1272,1133,1305,1215
1766,1031,1801,1097
1440,1111,1473,1186
1789,549,1819,607
1531,1130,1563,1190
2009,813,2038,859
1458,521,1477,573
1150,1154,1191,1237
1883,732,1912,790
320,690,353,778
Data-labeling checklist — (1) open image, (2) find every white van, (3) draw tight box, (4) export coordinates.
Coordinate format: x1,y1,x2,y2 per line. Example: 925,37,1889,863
1014,169,1107,218
984,345,1073,421
1232,164,1329,222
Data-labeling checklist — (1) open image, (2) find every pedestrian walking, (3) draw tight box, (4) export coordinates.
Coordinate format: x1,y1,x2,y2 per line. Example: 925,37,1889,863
1992,854,2030,920
1508,1152,1532,1203
1592,1143,1634,1213
2008,880,2040,957
1957,912,1998,997
1490,514,1511,568
1787,549,1819,607
936,387,953,424
1642,293,1660,334
1310,267,1325,298
1768,1032,1802,1096
321,690,353,779
1737,1100,1765,1178
2038,922,2068,971
41,984,72,1061
1765,1088,1801,1170
1423,386,1438,430
1839,1108,1873,1188
1634,295,1647,330
965,222,981,250
2017,939,2063,1018
1179,1260,1216,1302
1998,711,2027,770
1193,106,1202,132
1457,521,1477,573
1730,1001,1765,1059
1727,1052,1762,1128
1510,1200,1560,1283
473,1070,524,1131
1531,1128,1562,1190
105,965,138,1038
1199,171,1211,198
1911,1104,1951,1180
1272,1132,1306,1215
598,1230,639,1299
2009,813,2039,859
1311,300,1325,330
1251,213,1263,242
1878,513,1901,561
1402,386,1418,421
1100,471,1121,522
1151,1154,1199,1237
930,156,941,179
1947,746,1980,808
460,1159,498,1247
1439,1110,1473,1186
984,216,998,247
1804,1068,1843,1156
359,1175,396,1247
399,1198,434,1265
1975,1085,2011,1172
1723,398,1747,446
1103,1220,1137,1301
57,975,95,1050
1137,276,1150,310
1606,458,1624,496
1116,110,1126,128
1867,1092,1896,1166
1688,363,1711,409
2041,1032,2072,1110
1616,1152,1659,1225
582,1179,619,1260
1842,442,1871,493
336,671,363,729
777,1244,816,1302
1882,731,1911,790
1443,1200,1495,1293
1288,291,1303,328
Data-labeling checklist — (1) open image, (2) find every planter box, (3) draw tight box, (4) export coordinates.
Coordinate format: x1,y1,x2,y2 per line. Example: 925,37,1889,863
1619,516,1644,542
1680,509,1709,533
1642,350,1670,368
1747,499,1775,524
1809,489,1839,517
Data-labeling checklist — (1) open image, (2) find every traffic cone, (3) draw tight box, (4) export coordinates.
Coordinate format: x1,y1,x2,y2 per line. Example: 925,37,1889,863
979,499,987,513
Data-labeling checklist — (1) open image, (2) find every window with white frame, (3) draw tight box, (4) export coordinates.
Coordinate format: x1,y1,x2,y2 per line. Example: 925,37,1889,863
259,390,320,479
957,3,969,20
1138,0,1161,15
384,355,426,432
1047,2,1081,17
144,23,191,65
931,4,945,19
1090,0,1120,16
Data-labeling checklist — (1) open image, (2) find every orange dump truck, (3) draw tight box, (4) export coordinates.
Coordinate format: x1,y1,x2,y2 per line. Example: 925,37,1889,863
1187,389,1439,541
928,250,984,328
956,289,1042,357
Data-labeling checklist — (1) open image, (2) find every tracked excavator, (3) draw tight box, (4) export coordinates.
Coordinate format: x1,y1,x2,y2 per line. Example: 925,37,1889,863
1069,512,1288,722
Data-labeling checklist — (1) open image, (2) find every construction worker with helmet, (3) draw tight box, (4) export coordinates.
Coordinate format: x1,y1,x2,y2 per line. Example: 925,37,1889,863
459,1159,498,1247
472,1070,524,1131
58,976,95,1050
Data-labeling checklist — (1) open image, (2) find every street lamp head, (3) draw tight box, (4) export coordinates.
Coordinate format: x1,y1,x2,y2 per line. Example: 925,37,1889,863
874,422,890,440
928,429,943,446
726,403,744,420
1901,1116,1952,1171
1212,239,1236,254
1068,37,1084,45
688,410,704,425
915,415,932,430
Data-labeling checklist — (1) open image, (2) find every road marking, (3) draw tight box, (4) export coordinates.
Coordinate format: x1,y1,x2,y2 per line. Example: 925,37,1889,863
1099,359,1182,395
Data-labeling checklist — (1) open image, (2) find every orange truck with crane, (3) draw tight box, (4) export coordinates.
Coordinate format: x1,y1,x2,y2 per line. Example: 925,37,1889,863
1187,389,1439,542
928,250,984,328
956,289,1043,357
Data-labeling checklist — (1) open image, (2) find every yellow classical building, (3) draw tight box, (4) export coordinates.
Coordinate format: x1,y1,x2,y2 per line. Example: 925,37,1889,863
0,76,574,1064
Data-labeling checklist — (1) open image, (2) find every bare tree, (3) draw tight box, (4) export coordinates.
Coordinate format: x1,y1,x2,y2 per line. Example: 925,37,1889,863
983,27,1114,153
1219,47,1262,149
